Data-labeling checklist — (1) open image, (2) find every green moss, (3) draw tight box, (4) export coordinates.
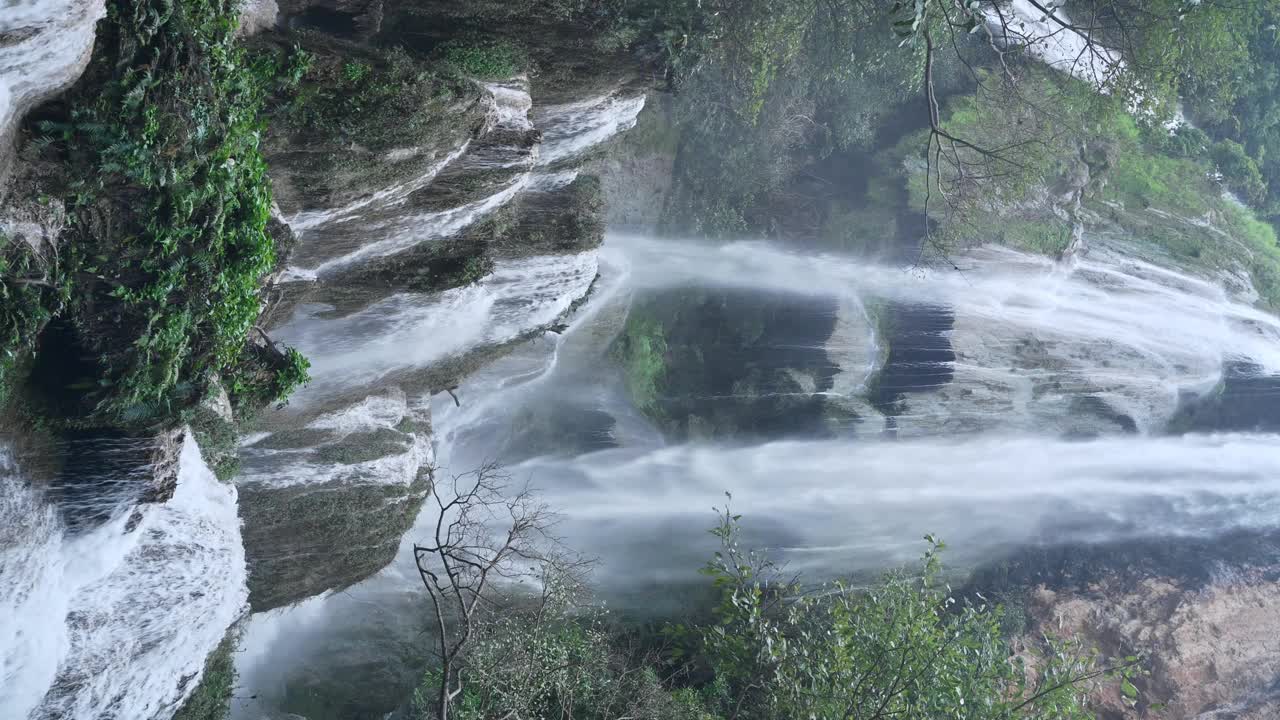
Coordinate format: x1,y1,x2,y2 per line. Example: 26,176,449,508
1108,150,1213,215
612,315,667,413
438,38,528,80
241,469,432,611
820,203,898,256
186,402,241,482
258,36,476,153
1222,203,1280,309
0,233,66,410
996,218,1074,257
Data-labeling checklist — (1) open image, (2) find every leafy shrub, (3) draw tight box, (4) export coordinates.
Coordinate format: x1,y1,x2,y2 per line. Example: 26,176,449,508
682,511,1138,720
412,511,1138,720
1211,139,1268,205
259,40,472,152
21,0,308,426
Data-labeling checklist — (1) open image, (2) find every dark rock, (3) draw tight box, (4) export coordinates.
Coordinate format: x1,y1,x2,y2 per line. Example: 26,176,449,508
241,469,431,611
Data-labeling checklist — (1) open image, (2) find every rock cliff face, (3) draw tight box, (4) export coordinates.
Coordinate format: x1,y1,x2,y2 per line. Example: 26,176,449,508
238,389,433,611
1025,571,1280,719
232,12,647,611
969,534,1280,720
0,0,105,184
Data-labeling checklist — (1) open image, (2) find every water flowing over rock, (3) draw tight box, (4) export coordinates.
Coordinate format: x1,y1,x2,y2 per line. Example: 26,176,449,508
1,435,247,720
238,389,433,611
235,67,645,615
981,0,1123,90
0,0,104,178
611,234,1280,436
236,0,280,38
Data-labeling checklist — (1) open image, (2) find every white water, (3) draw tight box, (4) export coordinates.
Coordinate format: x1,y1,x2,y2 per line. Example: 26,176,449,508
239,389,435,490
615,234,1280,431
533,92,646,167
0,437,247,720
284,79,541,279
275,250,598,409
286,141,472,235
519,432,1280,582
0,0,104,152
420,236,1280,585
982,0,1123,89
232,218,1280,710
285,86,645,279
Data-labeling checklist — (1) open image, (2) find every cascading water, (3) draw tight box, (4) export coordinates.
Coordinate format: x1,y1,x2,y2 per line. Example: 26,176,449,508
981,0,1123,89
609,234,1280,433
515,433,1280,587
533,92,648,168
274,250,599,410
229,82,649,719
230,164,1280,720
0,436,247,720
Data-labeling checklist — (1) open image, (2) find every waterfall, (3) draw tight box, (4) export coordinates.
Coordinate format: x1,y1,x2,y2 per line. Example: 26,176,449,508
412,236,1280,586
283,78,542,279
981,0,1123,89
520,432,1280,584
0,0,104,152
0,436,247,720
274,250,598,411
533,92,647,167
611,234,1280,431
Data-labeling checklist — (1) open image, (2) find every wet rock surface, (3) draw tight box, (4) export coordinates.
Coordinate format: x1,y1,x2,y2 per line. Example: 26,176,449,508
238,389,433,612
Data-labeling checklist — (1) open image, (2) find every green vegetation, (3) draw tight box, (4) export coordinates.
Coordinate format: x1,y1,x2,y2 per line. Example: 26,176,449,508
611,314,667,413
996,219,1075,257
886,63,1280,309
187,400,242,482
438,38,527,80
413,511,1140,720
1108,119,1214,215
1181,4,1280,218
611,289,850,441
7,0,307,427
256,38,474,153
0,234,67,408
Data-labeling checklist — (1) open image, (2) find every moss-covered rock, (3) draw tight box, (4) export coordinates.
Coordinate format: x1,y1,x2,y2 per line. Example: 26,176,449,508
495,174,606,257
612,288,853,441
254,29,488,216
240,465,430,611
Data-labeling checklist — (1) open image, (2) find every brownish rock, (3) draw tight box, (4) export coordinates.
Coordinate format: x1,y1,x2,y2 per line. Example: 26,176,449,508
1023,571,1280,719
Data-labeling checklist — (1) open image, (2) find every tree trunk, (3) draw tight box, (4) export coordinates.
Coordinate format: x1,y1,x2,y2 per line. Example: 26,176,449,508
437,660,450,720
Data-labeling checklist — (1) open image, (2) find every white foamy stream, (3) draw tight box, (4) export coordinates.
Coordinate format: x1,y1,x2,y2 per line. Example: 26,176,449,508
283,82,645,280
1,437,247,720
615,235,1280,422
517,432,1280,583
